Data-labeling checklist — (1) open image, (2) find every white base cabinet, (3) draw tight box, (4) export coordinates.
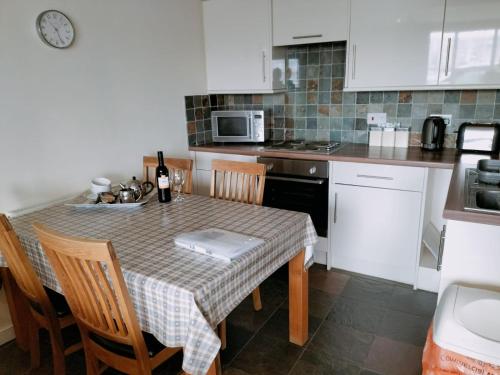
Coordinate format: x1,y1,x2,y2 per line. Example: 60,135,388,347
329,161,427,285
416,168,452,293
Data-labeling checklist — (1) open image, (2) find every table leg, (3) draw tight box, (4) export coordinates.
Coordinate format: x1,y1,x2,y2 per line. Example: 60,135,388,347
288,249,308,346
0,268,30,351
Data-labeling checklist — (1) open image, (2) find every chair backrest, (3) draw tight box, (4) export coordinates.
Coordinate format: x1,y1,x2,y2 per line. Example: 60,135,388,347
210,160,266,205
0,214,55,320
143,156,193,194
33,223,150,361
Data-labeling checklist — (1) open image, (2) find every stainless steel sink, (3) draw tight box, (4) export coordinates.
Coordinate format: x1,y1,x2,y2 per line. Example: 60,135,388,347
476,190,500,211
464,168,500,215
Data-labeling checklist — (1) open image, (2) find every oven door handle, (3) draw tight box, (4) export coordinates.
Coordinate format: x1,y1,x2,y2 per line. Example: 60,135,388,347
265,176,325,185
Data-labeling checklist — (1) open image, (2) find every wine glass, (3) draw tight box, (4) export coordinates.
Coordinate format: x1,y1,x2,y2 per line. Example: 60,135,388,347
172,170,185,202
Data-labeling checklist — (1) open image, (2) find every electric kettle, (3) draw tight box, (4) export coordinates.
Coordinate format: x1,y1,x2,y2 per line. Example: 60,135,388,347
421,116,446,150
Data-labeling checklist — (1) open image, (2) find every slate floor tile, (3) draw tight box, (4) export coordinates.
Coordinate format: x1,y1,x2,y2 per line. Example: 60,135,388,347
309,264,351,296
341,275,395,307
377,310,430,346
221,321,255,366
364,336,423,375
0,266,433,375
283,287,337,320
359,370,383,375
307,322,375,365
325,296,387,334
259,307,322,341
228,277,287,333
222,367,253,375
230,332,304,375
289,348,361,375
389,285,437,318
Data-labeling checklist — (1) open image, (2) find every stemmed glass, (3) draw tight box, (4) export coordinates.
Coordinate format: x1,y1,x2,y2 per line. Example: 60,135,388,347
172,170,185,202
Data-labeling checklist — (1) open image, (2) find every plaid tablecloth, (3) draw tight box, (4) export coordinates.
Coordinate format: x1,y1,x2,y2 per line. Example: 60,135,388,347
1,194,317,375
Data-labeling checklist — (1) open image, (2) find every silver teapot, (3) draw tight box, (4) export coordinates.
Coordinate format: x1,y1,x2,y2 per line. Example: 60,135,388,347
118,188,138,203
126,176,154,201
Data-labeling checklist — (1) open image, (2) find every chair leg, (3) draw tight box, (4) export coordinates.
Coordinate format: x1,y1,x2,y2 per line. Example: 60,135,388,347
84,350,100,375
49,333,66,375
28,319,40,369
252,287,262,311
81,338,100,375
218,319,227,351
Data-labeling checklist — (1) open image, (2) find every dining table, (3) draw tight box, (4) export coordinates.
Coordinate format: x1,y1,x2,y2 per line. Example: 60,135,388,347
0,194,317,375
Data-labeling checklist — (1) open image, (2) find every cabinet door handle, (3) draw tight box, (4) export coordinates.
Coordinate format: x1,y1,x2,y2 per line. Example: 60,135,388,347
352,44,357,80
445,38,452,76
334,192,338,223
437,225,446,271
356,174,394,181
292,34,323,40
262,51,266,83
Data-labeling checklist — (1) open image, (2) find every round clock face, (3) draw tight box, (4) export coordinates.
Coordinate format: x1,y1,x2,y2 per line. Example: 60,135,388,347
36,10,75,49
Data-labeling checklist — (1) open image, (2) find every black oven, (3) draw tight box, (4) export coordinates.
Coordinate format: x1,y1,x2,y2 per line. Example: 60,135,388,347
258,157,329,237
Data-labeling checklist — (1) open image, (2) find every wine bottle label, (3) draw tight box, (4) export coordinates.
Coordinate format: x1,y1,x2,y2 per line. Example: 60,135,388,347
158,175,169,189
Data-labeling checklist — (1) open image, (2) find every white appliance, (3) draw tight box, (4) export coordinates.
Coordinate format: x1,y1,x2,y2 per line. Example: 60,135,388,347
434,284,500,366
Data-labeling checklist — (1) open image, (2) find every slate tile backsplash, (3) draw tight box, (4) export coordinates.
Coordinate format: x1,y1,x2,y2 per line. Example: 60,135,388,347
185,41,500,146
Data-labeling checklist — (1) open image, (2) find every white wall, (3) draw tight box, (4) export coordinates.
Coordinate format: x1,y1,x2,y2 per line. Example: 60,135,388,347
0,0,207,212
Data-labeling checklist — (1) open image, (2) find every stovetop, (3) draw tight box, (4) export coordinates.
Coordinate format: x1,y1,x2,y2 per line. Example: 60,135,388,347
264,140,343,154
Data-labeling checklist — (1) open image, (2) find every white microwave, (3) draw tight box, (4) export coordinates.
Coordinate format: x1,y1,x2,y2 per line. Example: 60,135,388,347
211,110,268,143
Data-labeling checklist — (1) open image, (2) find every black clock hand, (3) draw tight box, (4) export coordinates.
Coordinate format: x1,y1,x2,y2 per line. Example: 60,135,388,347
47,20,64,43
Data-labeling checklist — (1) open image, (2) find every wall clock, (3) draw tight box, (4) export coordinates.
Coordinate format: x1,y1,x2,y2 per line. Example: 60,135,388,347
36,10,75,49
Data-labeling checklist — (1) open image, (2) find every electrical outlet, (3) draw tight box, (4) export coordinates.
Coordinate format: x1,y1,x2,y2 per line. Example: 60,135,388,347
367,112,387,125
430,114,452,126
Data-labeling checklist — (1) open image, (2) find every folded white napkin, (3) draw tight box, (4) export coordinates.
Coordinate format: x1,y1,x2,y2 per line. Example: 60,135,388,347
175,228,264,263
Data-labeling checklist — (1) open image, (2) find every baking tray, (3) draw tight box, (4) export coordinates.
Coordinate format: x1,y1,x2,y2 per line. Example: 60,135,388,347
65,188,156,208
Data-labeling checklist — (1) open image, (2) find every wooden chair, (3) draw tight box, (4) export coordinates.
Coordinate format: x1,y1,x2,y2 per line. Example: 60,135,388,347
143,156,193,194
0,214,81,374
210,159,266,205
210,159,266,349
33,223,182,375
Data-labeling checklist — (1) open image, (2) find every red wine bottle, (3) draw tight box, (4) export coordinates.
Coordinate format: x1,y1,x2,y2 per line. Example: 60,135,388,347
156,151,171,203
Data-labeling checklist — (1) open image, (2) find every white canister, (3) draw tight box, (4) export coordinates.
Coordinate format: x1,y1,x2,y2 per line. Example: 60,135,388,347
382,128,395,147
369,127,383,146
395,128,410,148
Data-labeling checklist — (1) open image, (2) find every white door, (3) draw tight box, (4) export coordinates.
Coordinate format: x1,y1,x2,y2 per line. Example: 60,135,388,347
438,0,500,87
272,0,348,46
331,184,422,284
203,0,272,92
347,0,445,90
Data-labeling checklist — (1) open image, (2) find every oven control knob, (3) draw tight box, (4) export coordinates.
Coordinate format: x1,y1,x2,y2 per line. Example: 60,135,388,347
266,163,274,172
309,166,317,175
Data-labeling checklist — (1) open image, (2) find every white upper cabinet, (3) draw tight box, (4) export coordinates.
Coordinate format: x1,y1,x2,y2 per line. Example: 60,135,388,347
346,0,446,90
438,0,500,87
202,0,286,94
272,0,348,46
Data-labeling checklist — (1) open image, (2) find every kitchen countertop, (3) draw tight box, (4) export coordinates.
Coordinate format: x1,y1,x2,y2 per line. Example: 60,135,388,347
189,143,500,226
443,153,500,226
190,143,458,168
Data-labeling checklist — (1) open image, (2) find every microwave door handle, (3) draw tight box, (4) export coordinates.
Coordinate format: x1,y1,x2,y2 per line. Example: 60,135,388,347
248,115,252,139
